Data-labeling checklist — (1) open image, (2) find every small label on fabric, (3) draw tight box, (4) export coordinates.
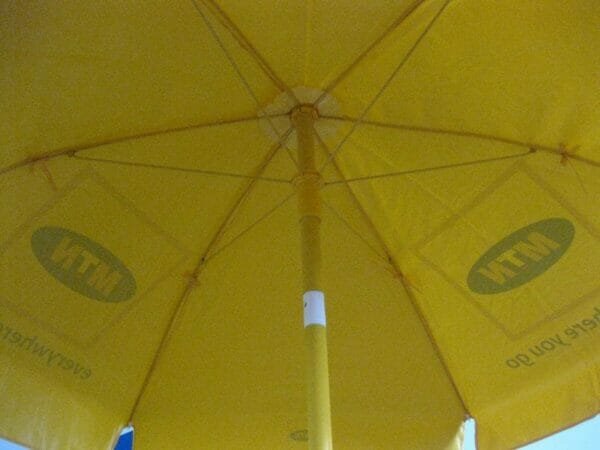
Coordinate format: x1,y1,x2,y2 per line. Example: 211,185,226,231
303,290,326,327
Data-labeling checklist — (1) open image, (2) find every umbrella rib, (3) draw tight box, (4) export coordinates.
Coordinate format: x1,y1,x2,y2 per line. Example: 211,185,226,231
198,0,299,105
321,198,389,263
314,0,425,107
127,128,293,424
564,158,588,195
191,0,299,169
320,115,559,152
317,0,452,174
562,151,600,169
315,131,472,417
205,191,296,263
324,150,534,185
199,0,299,104
0,115,281,177
320,115,600,169
316,133,389,264
70,154,292,183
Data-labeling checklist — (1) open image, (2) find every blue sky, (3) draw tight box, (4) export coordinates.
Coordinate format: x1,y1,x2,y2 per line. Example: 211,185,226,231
0,417,598,449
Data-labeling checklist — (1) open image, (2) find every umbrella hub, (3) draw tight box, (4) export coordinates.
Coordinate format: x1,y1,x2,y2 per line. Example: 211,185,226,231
290,104,319,122
258,86,340,150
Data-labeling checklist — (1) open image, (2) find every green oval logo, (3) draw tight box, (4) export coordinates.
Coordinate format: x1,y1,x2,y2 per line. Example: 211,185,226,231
31,227,136,302
467,218,574,295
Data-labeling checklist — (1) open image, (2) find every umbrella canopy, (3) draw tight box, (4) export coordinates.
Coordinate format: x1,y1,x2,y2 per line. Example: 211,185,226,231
2,1,600,449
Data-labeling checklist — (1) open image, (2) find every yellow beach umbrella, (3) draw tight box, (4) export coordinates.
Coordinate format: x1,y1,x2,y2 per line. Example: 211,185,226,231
1,1,599,449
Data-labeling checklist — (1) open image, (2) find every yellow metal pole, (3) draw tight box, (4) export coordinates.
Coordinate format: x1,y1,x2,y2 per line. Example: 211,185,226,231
291,105,332,450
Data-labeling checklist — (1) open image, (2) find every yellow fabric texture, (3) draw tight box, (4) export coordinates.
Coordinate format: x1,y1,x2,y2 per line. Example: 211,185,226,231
1,1,599,449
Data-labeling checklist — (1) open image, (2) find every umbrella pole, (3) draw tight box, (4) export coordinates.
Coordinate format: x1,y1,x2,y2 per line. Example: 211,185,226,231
292,105,333,450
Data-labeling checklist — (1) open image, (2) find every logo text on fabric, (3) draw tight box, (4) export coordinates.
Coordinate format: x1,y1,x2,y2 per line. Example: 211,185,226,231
468,218,574,294
31,227,136,302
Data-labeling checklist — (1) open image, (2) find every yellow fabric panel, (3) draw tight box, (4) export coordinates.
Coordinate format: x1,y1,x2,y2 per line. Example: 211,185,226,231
326,0,448,123
302,0,428,90
1,0,276,169
133,198,464,450
0,350,118,450
340,149,600,448
355,0,600,154
0,163,196,448
0,155,298,449
215,1,425,91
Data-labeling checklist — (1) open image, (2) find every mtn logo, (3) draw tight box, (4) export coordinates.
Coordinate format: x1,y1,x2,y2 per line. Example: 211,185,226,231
31,227,136,302
468,218,575,295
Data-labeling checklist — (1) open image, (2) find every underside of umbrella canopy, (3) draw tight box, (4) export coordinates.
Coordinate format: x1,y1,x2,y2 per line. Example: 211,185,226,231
1,1,600,449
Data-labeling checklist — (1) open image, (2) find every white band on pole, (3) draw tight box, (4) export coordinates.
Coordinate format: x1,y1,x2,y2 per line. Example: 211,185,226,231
303,290,326,328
